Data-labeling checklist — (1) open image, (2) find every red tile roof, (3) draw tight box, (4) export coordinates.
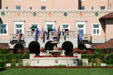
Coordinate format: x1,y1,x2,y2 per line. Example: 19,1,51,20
0,43,9,49
92,39,113,49
100,12,113,19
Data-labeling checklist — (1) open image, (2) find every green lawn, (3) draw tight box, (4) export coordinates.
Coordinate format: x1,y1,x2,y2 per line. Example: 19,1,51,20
0,68,112,75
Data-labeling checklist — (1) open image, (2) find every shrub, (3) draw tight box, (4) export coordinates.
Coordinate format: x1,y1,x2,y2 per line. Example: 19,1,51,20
0,53,29,67
94,49,103,55
0,49,9,54
22,53,29,59
105,53,113,64
0,61,4,68
82,54,105,65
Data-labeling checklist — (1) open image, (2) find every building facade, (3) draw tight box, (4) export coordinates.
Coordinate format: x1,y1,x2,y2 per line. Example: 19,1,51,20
0,0,113,48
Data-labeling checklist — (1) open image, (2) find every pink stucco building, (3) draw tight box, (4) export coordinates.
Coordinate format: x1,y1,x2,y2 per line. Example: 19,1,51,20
0,0,113,48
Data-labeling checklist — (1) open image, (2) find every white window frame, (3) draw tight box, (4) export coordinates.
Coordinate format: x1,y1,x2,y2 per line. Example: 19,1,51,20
45,21,55,31
92,24,101,35
14,21,24,34
76,21,86,34
0,23,8,35
61,23,70,31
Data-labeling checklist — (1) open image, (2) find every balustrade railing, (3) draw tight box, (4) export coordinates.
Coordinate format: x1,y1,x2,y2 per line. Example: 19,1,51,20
10,31,92,43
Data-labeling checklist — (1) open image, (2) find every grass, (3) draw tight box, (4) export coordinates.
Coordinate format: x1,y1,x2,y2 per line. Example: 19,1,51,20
0,68,113,75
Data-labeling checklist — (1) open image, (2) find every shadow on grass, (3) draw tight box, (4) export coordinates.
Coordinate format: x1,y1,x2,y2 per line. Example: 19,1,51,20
0,68,6,72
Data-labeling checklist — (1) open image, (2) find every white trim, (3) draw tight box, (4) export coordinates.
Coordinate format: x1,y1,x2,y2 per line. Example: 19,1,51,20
0,23,8,36
14,21,24,34
0,23,8,35
76,21,86,34
92,23,101,35
61,23,70,31
45,21,56,31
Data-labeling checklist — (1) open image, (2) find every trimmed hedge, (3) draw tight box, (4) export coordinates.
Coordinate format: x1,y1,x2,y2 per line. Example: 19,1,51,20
0,62,4,68
0,49,9,54
0,51,29,67
82,53,113,65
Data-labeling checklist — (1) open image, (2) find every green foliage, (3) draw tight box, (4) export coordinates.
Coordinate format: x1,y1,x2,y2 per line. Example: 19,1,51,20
94,49,103,55
0,61,4,68
22,53,29,59
0,53,29,67
82,49,104,65
0,49,9,54
82,54,95,62
82,51,113,65
104,53,113,64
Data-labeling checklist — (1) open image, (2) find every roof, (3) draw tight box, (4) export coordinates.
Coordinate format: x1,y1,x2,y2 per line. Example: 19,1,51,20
100,12,113,19
92,39,113,49
0,43,9,49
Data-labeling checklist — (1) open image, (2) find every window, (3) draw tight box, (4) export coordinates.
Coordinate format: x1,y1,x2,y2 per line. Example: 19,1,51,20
77,24,85,34
15,24,23,34
62,24,69,31
45,21,55,31
6,6,8,9
47,24,53,31
16,6,21,10
41,6,46,10
80,6,85,10
14,22,24,34
0,24,8,35
92,24,101,35
76,22,86,34
100,6,105,10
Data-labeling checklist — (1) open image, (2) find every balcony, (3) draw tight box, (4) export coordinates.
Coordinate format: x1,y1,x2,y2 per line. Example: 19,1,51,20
9,31,92,45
